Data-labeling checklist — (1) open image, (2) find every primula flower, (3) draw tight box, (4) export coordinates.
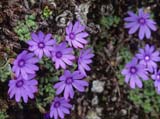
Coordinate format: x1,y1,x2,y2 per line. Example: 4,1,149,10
8,75,38,103
65,21,88,48
151,69,160,93
136,44,160,73
50,97,72,119
51,42,75,69
78,48,94,76
121,58,148,88
27,31,56,59
54,70,88,99
124,9,157,40
12,51,39,79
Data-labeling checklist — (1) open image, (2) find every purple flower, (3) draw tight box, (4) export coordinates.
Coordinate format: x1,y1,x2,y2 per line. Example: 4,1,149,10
8,75,38,103
12,51,39,80
27,31,56,59
136,44,160,73
124,9,157,40
65,21,88,48
54,70,88,99
50,97,72,119
78,48,94,76
44,113,50,119
51,42,75,69
151,69,160,93
121,58,148,89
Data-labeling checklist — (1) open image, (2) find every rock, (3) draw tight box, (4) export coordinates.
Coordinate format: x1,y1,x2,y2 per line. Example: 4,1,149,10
131,115,138,119
91,95,99,106
96,107,103,116
86,110,101,119
91,80,105,93
55,10,73,27
111,96,117,102
120,109,127,116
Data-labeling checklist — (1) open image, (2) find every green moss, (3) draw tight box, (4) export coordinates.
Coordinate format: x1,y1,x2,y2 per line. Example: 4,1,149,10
42,6,53,19
36,58,59,113
0,55,11,82
116,47,132,85
128,80,160,117
0,112,8,119
100,15,120,29
14,14,38,41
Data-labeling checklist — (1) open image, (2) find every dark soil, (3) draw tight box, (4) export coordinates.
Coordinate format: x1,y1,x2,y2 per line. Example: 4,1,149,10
0,0,160,119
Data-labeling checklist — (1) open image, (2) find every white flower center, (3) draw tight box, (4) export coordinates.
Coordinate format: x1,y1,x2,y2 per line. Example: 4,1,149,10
145,55,150,61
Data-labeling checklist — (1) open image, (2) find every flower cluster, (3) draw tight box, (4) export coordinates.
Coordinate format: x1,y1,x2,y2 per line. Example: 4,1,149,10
9,51,39,102
123,8,160,94
121,44,160,93
8,21,94,119
124,8,157,40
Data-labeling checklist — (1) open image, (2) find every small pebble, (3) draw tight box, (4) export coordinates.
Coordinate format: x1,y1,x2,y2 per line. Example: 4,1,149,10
86,110,101,119
111,97,117,102
92,95,99,106
120,109,127,116
91,80,105,93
